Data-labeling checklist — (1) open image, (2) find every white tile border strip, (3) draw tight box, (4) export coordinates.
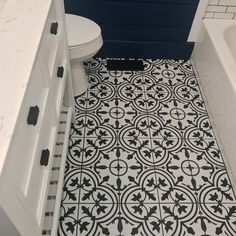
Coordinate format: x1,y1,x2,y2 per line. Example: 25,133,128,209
50,107,72,236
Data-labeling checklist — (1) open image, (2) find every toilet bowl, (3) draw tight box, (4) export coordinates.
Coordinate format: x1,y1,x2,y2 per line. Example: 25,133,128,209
65,14,103,96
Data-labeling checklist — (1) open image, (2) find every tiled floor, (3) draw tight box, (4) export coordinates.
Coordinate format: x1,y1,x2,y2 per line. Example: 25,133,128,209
58,58,236,236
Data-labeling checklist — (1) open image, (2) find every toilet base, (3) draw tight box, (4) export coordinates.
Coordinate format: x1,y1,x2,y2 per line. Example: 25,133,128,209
71,61,89,96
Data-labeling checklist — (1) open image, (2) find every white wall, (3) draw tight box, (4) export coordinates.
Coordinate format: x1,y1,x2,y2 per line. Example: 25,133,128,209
205,0,236,19
188,0,209,42
188,0,236,42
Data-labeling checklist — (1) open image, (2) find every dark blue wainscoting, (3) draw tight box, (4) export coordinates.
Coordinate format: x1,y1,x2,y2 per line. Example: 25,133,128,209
64,0,199,59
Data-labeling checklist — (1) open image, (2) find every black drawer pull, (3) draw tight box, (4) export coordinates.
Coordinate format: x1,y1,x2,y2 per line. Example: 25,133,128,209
57,66,64,78
50,22,58,35
27,106,39,126
40,149,50,166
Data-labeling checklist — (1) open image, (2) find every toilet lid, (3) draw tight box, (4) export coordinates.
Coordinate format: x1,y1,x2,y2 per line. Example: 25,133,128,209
65,14,101,47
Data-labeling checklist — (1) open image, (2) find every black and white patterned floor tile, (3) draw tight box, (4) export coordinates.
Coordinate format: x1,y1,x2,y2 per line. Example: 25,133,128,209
58,58,236,236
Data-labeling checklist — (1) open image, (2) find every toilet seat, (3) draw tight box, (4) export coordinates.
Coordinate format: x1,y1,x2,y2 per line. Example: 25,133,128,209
68,35,103,60
65,14,101,47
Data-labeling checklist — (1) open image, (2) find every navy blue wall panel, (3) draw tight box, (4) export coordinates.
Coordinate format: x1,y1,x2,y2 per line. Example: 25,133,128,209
64,0,199,59
103,0,199,3
99,41,195,60
102,25,191,42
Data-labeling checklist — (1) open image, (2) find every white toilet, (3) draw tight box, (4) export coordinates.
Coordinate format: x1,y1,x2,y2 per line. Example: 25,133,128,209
65,14,103,96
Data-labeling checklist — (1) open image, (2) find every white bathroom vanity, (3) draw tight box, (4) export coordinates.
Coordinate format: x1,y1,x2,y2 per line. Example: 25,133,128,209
0,0,74,235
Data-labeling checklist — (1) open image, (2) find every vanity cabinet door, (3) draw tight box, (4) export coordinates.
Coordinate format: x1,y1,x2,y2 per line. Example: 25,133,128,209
49,37,68,121
38,0,62,79
25,103,57,229
0,61,52,235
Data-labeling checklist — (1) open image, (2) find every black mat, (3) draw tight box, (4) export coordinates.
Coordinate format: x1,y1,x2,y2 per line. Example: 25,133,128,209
107,59,144,71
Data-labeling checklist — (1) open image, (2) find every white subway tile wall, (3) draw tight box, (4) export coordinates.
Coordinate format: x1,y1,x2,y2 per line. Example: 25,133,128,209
205,0,236,19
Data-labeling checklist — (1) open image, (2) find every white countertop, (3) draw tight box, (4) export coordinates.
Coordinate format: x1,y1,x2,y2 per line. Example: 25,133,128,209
0,0,52,177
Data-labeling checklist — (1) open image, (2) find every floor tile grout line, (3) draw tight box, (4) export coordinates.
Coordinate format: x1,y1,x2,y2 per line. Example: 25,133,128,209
69,136,218,141
74,98,208,120
141,67,166,236
75,64,92,236
85,72,204,96
60,201,236,205
114,66,127,236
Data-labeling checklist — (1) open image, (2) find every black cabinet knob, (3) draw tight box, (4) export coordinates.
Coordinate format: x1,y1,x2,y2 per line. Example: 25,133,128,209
40,149,50,166
50,22,58,35
27,106,39,126
57,66,64,78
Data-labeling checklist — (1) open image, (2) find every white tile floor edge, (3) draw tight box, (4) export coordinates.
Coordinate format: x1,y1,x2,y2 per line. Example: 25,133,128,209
42,107,72,236
191,59,236,191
